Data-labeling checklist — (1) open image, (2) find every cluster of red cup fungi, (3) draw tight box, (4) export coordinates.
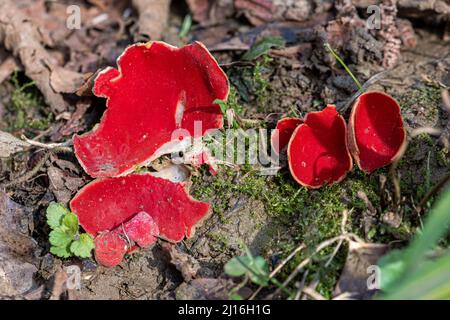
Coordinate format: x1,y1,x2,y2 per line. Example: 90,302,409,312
69,40,406,266
272,91,406,189
70,41,229,267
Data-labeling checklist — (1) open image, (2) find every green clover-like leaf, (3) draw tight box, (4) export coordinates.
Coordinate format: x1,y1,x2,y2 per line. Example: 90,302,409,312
46,202,70,229
70,233,95,258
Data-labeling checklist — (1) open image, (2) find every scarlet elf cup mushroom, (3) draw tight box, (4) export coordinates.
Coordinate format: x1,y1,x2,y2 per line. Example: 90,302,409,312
73,41,229,178
70,41,229,267
348,91,406,173
287,105,353,189
70,174,210,267
283,92,405,189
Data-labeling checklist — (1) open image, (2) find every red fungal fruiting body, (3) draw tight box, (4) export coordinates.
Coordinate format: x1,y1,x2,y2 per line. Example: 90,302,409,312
94,231,128,268
271,117,303,154
348,91,406,173
73,41,229,178
287,105,352,189
70,174,210,243
121,211,159,247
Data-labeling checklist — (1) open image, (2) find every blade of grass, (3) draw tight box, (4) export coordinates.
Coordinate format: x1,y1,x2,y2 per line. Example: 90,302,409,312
324,43,364,92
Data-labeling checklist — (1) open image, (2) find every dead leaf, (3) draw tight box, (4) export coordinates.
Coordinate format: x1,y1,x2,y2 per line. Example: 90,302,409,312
0,131,30,158
0,191,40,298
187,0,235,25
48,166,85,205
132,0,171,41
49,67,85,94
162,243,200,282
333,241,388,300
0,0,68,112
151,164,191,183
0,54,18,85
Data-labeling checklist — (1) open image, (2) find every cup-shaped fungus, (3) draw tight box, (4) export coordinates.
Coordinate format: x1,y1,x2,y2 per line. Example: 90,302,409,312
271,117,303,154
287,105,353,189
73,41,229,178
348,91,406,173
70,174,210,266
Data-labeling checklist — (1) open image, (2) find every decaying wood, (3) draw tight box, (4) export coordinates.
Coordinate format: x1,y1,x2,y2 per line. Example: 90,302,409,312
0,0,83,113
132,0,171,41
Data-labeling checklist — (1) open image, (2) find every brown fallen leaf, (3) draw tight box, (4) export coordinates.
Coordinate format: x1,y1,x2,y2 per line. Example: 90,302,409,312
0,191,40,298
132,0,171,41
0,51,18,85
0,0,68,112
0,131,30,158
49,67,85,94
186,0,234,25
207,13,332,52
333,240,388,300
48,165,85,205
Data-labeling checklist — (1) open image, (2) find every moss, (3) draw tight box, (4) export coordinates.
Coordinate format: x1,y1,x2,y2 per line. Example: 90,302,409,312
6,72,51,131
253,55,272,111
399,86,441,119
206,232,233,255
192,166,382,296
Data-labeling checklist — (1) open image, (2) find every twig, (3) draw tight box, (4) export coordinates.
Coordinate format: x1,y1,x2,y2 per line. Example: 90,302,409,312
219,61,256,68
294,270,309,300
21,135,73,150
416,171,450,214
302,287,326,300
277,233,363,294
0,151,50,188
249,243,306,300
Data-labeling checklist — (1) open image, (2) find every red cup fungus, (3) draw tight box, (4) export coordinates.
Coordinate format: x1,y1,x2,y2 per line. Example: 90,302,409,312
73,41,229,178
287,105,353,189
348,91,406,173
271,117,303,155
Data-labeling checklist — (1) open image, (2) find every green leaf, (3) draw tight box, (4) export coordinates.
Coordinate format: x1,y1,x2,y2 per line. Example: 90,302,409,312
229,292,243,300
224,251,270,286
224,256,251,277
179,14,192,38
49,229,73,258
46,202,70,229
49,229,73,247
381,252,450,299
50,244,72,258
70,233,95,258
62,212,79,236
242,36,285,61
378,187,450,299
213,99,228,114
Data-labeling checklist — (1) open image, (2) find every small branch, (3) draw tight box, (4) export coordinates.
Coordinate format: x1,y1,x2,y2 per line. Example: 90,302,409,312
0,151,50,188
416,171,450,214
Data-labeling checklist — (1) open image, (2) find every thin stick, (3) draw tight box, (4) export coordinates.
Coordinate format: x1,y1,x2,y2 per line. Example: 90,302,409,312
21,135,72,149
324,43,364,92
249,243,306,300
0,151,50,188
302,287,326,300
416,171,450,214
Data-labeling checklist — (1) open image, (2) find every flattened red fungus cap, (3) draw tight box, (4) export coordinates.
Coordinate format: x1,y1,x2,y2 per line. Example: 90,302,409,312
94,231,128,268
73,41,229,178
348,91,406,173
287,105,353,189
271,117,303,154
70,174,210,243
